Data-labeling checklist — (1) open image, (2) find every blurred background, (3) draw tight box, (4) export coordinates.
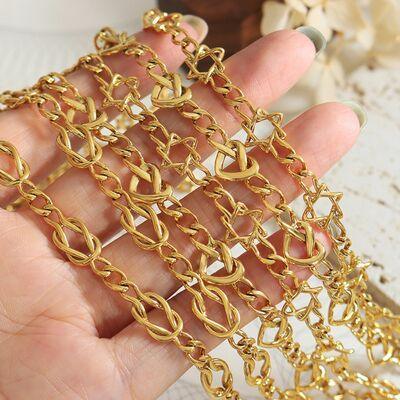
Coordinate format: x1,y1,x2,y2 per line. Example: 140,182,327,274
1,0,399,398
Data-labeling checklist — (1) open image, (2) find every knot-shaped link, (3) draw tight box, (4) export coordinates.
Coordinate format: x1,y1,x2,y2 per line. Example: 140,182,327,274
0,141,30,186
282,220,326,267
150,71,192,108
118,201,170,251
57,125,103,169
128,162,173,203
198,240,245,286
190,282,240,338
213,139,259,181
52,217,102,266
130,292,184,342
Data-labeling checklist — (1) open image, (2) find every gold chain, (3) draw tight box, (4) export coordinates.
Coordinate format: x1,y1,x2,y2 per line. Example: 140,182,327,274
77,53,316,398
92,25,399,398
0,8,398,399
34,67,286,397
142,5,400,361
90,34,369,398
0,140,241,399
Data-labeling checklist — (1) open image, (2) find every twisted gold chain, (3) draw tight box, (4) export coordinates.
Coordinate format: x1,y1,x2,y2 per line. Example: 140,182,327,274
0,8,399,399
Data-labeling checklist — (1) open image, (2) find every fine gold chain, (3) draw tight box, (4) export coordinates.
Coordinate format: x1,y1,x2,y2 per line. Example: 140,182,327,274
0,8,399,399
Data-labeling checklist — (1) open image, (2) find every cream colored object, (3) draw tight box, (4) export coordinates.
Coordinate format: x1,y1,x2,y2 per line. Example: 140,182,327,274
334,66,400,312
261,0,400,103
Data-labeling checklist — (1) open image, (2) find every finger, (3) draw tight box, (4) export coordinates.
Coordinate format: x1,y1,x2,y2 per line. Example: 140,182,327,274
97,101,360,336
109,229,330,399
0,18,207,206
40,29,316,245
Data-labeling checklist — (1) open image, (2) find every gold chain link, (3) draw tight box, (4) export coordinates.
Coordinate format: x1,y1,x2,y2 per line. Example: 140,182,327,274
142,13,400,368
90,34,355,397
0,8,398,399
33,66,287,397
93,23,399,398
0,140,241,399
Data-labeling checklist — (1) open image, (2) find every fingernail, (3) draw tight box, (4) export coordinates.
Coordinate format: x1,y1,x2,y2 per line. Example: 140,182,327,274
296,26,326,56
181,15,208,41
342,101,367,129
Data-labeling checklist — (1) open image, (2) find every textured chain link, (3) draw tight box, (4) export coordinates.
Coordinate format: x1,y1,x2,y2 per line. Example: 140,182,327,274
0,7,399,399
91,31,355,397
94,22,399,398
0,140,240,399
142,4,400,362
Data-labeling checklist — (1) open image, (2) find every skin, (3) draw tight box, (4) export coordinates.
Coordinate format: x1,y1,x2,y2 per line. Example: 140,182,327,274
0,22,360,400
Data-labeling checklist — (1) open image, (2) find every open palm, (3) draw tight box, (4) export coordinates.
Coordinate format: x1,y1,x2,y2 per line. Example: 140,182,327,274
0,19,361,400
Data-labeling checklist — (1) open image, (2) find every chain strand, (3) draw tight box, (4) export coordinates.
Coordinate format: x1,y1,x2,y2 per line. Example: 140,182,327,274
0,8,398,399
0,140,241,399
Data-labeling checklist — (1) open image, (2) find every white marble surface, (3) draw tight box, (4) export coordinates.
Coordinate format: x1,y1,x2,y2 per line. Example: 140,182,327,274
0,2,399,399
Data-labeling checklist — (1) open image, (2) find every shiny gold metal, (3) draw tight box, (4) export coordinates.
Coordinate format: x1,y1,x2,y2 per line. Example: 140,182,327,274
5,160,71,211
0,8,399,400
0,139,241,400
96,23,399,397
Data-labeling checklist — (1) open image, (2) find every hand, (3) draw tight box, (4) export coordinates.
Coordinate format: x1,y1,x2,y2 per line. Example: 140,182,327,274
0,18,361,400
